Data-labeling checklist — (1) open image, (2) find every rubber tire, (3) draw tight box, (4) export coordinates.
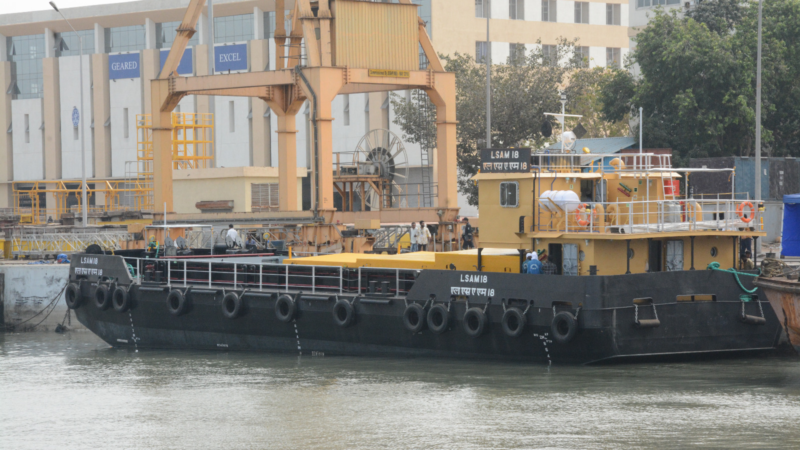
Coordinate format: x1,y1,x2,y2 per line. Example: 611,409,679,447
332,299,355,327
222,292,242,319
403,303,426,333
462,307,487,338
551,311,578,344
65,283,81,309
275,295,296,323
166,290,187,316
112,286,131,313
427,304,450,335
94,285,110,311
501,307,526,337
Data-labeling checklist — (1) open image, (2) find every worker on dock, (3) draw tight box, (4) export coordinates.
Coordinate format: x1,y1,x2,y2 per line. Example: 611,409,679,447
462,218,475,250
410,222,419,252
419,221,432,251
539,250,557,275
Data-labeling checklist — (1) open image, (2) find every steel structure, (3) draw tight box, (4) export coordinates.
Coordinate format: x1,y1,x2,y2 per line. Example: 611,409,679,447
152,0,459,225
11,228,132,257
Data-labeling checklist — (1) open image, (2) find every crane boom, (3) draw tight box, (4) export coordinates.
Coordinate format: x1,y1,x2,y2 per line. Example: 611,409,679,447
159,0,207,79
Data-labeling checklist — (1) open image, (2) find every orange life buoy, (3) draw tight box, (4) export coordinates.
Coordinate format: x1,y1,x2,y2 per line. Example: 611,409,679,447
575,203,590,226
737,201,755,223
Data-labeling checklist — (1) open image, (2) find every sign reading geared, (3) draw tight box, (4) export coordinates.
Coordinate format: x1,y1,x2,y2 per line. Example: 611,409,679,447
109,53,140,80
214,44,248,72
480,148,531,173
160,48,193,76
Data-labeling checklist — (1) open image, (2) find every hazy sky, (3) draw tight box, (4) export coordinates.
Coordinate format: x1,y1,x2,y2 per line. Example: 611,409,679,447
0,0,133,15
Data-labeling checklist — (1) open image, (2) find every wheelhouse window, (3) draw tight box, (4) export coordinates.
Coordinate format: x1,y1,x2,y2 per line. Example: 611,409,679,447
500,182,519,207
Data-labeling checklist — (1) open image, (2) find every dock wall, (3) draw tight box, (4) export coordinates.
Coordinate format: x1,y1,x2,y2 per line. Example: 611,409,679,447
0,264,83,331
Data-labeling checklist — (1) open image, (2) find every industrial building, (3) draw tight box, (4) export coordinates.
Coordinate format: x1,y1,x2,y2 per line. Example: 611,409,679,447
0,0,633,220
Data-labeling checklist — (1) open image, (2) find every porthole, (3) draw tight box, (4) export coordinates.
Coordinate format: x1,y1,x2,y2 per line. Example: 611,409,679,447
710,247,718,257
628,248,635,259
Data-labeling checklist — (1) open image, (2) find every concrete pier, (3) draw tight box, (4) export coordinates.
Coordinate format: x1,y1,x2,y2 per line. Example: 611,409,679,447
0,263,83,332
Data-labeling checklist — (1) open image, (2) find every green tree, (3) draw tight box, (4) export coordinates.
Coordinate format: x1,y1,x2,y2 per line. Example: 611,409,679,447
392,40,627,206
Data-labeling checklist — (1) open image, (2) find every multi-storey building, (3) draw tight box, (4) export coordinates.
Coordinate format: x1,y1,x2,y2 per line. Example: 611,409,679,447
0,0,631,217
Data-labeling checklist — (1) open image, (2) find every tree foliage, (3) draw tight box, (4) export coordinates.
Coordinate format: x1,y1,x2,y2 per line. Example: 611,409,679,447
601,0,800,164
392,40,630,206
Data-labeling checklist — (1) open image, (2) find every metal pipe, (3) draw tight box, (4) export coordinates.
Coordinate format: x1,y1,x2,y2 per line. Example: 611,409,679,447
295,66,320,217
477,247,483,272
50,2,87,227
690,236,695,270
485,0,491,149
754,0,763,256
626,240,631,274
639,107,643,155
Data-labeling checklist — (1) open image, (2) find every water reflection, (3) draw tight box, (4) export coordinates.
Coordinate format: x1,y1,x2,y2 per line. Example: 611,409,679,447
1,332,799,449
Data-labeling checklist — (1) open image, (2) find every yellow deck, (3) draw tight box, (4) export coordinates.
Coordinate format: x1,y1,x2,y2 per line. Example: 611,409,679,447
287,249,521,273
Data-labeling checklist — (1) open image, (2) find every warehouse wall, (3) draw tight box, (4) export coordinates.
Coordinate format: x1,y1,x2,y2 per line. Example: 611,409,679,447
12,98,45,181
109,63,142,177
58,55,93,179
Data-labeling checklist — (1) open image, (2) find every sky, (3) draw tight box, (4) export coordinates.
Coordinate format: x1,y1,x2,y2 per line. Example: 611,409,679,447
0,0,133,15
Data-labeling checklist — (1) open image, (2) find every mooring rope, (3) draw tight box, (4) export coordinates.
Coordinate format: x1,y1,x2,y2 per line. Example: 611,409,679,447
707,262,758,294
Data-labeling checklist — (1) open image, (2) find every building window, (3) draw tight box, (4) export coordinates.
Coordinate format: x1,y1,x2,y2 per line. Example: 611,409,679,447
24,114,30,144
157,21,199,49
606,4,622,25
73,124,79,140
229,101,235,132
54,30,95,57
576,46,590,68
8,35,45,100
263,12,277,39
500,182,519,207
575,2,590,23
607,47,621,68
105,25,146,53
509,43,526,64
542,0,558,22
476,41,489,64
343,94,350,126
475,0,489,18
123,108,129,139
638,0,679,7
509,0,525,20
542,44,558,67
215,14,254,43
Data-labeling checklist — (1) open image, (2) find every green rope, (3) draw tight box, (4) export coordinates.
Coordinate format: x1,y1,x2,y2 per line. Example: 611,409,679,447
706,262,759,294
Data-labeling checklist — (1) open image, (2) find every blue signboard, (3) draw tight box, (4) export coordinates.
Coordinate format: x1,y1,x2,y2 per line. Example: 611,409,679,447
109,53,140,80
214,44,248,72
160,48,193,76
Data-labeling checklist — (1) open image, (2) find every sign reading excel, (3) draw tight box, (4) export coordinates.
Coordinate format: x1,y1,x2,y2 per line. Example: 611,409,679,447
214,44,248,72
109,53,140,80
368,69,410,78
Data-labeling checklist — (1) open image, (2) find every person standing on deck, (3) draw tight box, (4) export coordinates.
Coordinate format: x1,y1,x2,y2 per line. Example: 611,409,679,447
524,252,542,274
539,251,557,275
419,221,432,251
461,218,475,249
226,224,240,248
410,222,419,252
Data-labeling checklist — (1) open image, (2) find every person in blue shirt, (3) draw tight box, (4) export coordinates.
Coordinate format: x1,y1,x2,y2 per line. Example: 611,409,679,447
523,252,542,274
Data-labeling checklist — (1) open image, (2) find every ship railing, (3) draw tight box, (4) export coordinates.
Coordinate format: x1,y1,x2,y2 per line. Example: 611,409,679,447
536,198,760,235
123,257,418,297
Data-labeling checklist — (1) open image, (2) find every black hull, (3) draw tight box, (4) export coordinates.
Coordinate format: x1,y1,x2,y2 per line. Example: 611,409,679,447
69,256,783,365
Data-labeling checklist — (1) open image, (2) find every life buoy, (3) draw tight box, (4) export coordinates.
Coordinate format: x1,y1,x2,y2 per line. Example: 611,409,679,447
332,299,355,327
65,283,81,309
427,304,450,335
551,311,578,344
737,201,755,223
112,286,131,313
403,303,426,333
462,307,487,338
575,203,590,226
222,292,242,319
275,294,296,323
94,285,110,310
501,307,526,337
166,289,187,316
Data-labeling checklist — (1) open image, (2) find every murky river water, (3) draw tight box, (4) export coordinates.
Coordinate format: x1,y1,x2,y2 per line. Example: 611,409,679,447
1,332,800,450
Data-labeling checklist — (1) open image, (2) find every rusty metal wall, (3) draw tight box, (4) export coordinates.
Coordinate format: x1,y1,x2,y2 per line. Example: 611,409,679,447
334,1,418,70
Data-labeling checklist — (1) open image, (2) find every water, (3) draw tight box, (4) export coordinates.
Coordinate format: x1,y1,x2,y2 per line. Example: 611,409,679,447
1,332,799,450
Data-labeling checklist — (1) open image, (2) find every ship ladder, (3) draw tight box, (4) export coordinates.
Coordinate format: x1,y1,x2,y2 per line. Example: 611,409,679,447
739,295,766,326
634,299,660,328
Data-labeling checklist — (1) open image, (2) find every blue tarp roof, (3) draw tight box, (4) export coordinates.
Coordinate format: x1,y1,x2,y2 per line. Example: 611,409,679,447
543,137,636,154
